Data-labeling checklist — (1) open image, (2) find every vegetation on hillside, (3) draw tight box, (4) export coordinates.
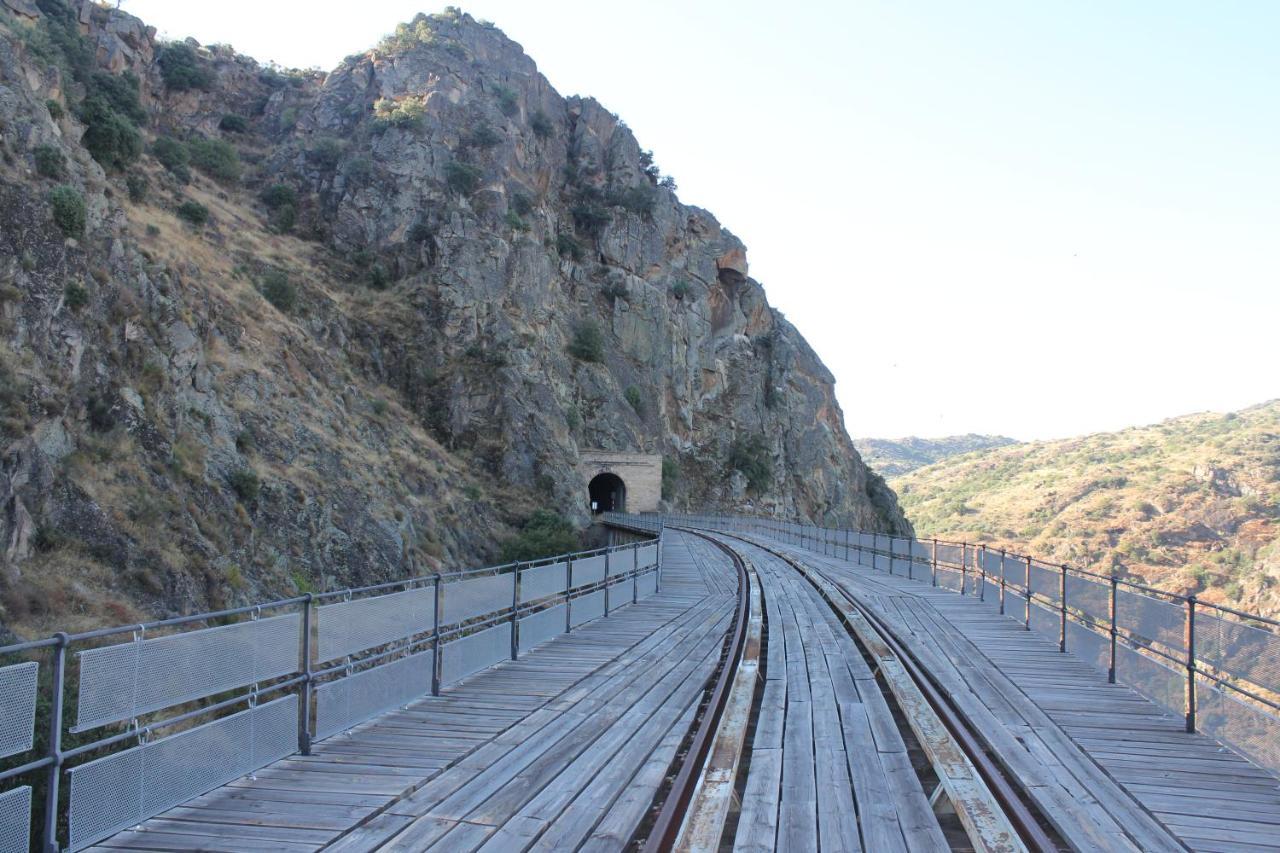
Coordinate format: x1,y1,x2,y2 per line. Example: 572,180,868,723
854,434,1018,477
893,401,1280,616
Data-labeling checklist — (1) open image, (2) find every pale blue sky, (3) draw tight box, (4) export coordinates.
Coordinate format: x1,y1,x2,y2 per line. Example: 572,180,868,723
124,0,1278,440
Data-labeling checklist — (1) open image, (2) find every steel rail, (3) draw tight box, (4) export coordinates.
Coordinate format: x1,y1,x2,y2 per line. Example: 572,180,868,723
636,528,751,853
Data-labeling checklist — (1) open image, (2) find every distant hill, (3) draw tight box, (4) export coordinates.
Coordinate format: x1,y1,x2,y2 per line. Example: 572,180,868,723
854,434,1019,477
891,401,1280,616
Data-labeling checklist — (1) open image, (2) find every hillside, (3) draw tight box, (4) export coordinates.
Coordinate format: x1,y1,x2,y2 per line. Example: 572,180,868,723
854,434,1018,477
0,2,908,636
893,401,1280,616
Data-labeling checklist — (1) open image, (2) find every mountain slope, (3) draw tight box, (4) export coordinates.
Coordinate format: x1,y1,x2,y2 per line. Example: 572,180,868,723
0,3,906,635
893,401,1280,616
854,434,1018,477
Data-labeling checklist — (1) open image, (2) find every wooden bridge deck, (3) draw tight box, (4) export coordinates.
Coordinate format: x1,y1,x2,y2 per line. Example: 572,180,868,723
87,531,737,853
762,535,1280,853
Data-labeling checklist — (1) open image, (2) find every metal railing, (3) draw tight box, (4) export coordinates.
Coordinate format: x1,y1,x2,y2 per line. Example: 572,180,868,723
622,512,1280,779
0,535,661,852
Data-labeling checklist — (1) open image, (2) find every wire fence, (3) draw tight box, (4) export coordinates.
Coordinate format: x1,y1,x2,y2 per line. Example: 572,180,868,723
0,535,661,852
617,512,1280,779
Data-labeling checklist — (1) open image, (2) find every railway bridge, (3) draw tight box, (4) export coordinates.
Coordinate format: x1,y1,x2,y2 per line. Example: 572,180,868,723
1,514,1278,851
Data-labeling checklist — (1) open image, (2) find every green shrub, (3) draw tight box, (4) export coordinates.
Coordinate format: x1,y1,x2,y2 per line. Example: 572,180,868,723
176,200,209,226
500,509,579,562
611,184,657,216
466,123,502,149
371,398,389,416
571,201,610,237
492,84,519,117
260,269,296,312
729,434,773,494
368,264,390,290
158,43,213,91
78,95,141,169
152,136,191,182
125,173,148,203
279,107,298,131
260,184,297,210
529,110,553,139
671,280,690,299
308,138,344,170
504,210,526,231
48,185,85,237
661,457,678,500
555,233,584,261
372,97,425,130
510,191,534,217
88,71,146,124
567,322,604,363
218,113,248,133
624,385,644,414
445,161,483,195
270,204,297,233
33,144,64,179
187,136,240,182
346,157,374,184
228,468,260,502
63,281,88,310
46,99,64,120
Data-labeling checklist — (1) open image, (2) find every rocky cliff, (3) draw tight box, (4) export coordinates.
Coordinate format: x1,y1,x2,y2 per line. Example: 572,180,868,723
0,2,908,633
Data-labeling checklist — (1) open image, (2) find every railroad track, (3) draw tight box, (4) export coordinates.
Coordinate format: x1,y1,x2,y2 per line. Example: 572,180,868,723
636,526,1066,853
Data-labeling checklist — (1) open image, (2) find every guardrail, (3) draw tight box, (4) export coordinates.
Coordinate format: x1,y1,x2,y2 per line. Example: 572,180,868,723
0,536,660,852
615,512,1280,779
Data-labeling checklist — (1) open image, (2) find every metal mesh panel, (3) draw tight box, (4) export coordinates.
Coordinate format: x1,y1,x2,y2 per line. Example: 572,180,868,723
936,566,962,592
314,651,431,740
636,571,658,599
77,614,300,731
442,574,513,627
981,550,1002,574
1115,645,1183,716
607,578,634,611
911,540,931,560
1117,589,1185,654
982,578,1001,605
637,543,659,569
441,623,511,687
67,696,297,851
571,591,606,627
607,551,632,576
519,606,566,653
1065,574,1109,624
935,543,963,566
1029,601,1060,639
1197,682,1280,777
1066,620,1109,674
859,533,875,549
892,538,911,556
317,587,433,662
0,662,37,759
874,554,890,572
0,786,30,853
519,562,567,604
1002,555,1027,589
572,555,607,587
1029,561,1061,604
1196,612,1280,694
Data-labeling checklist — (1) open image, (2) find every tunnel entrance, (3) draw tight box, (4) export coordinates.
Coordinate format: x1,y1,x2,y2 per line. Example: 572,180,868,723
588,472,626,514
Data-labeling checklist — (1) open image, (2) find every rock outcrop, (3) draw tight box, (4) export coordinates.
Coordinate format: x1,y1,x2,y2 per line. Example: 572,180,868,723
0,3,908,632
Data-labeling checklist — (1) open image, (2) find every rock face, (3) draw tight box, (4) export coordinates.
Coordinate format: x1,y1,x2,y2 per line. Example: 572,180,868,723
0,3,908,632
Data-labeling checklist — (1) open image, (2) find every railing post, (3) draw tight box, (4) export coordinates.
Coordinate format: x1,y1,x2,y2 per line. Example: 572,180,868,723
1185,596,1197,733
632,544,639,604
844,527,851,561
604,550,611,617
998,549,1006,615
978,544,987,602
299,593,314,755
930,538,938,587
42,632,68,853
907,539,914,581
1108,576,1118,683
1059,564,1068,653
431,573,443,696
565,556,574,633
1024,556,1032,630
511,563,522,661
960,543,967,595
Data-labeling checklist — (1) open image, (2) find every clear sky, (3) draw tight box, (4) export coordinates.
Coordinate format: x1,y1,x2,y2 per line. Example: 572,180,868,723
122,0,1278,441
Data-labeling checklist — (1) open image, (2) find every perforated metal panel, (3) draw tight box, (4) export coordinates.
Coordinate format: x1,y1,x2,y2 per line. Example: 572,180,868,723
314,651,431,740
1117,589,1185,654
318,587,433,662
441,623,511,686
873,554,890,572
1115,645,1182,716
981,550,1002,574
442,574,513,626
605,551,629,576
910,540,931,561
0,662,37,759
518,606,566,654
572,555,607,587
1197,682,1280,777
982,578,1000,604
1196,612,1280,694
607,578,634,611
571,591,605,627
636,571,658,599
76,614,301,731
1066,620,1109,674
67,695,297,851
1002,555,1027,588
892,538,911,556
935,543,963,566
1029,561,1061,603
936,567,962,592
1065,574,1109,624
1029,601,1060,639
519,562,566,604
637,544,658,569
0,785,30,853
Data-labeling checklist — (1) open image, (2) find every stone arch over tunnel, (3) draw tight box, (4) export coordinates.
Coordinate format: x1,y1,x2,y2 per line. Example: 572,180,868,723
588,472,626,514
578,451,663,515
